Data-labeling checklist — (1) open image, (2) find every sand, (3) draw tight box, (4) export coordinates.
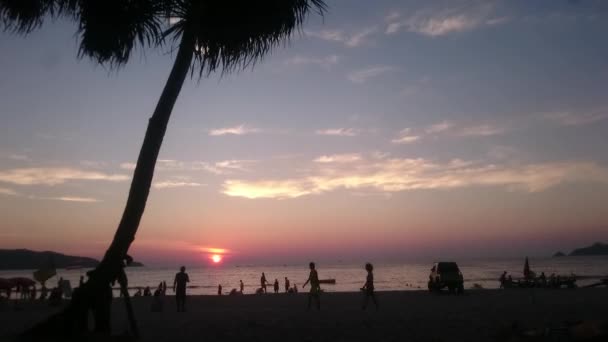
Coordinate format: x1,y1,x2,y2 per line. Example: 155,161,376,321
1,289,607,341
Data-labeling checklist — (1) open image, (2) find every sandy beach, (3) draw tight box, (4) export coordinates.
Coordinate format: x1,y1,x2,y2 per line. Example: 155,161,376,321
1,288,607,341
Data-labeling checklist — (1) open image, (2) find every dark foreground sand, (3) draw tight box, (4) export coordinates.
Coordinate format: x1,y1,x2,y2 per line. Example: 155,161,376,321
1,289,607,341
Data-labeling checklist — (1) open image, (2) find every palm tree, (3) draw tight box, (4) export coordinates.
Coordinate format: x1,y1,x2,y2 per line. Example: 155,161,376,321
1,0,326,337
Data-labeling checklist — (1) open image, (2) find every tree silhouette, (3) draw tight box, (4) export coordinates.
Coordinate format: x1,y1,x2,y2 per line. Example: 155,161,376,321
1,0,326,338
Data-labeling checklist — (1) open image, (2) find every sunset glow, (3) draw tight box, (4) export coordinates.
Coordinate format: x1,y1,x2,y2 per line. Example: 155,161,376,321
1,0,608,265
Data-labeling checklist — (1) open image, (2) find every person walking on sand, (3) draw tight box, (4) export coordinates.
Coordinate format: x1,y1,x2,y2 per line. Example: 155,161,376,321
303,262,321,310
261,273,268,293
273,279,279,293
284,277,290,293
173,266,190,312
361,263,378,310
239,280,244,294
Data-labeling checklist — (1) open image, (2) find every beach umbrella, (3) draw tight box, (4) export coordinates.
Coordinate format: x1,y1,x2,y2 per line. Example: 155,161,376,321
33,267,56,285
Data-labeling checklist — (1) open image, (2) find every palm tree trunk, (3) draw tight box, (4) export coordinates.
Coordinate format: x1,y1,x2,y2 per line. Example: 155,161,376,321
94,27,195,286
21,29,196,341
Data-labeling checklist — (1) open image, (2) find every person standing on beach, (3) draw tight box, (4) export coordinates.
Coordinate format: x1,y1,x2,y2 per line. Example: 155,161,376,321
284,277,290,293
361,263,378,310
303,262,321,310
173,266,190,312
273,279,279,293
218,284,222,296
239,280,244,294
261,273,268,293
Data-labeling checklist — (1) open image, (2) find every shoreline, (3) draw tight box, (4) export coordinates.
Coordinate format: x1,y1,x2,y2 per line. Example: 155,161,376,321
2,288,607,341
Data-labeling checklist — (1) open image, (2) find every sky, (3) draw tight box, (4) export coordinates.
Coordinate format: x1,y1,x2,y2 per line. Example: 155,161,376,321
1,0,608,266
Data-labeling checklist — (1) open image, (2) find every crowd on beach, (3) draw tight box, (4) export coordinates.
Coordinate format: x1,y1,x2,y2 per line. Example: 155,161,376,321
169,262,378,311
1,258,589,313
499,271,577,289
0,262,379,312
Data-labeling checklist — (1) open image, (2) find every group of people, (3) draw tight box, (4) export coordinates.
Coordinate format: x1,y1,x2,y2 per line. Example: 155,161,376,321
171,262,379,312
258,272,298,294
499,271,577,289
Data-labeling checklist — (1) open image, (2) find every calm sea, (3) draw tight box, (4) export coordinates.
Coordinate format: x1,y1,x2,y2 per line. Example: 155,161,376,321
1,256,607,297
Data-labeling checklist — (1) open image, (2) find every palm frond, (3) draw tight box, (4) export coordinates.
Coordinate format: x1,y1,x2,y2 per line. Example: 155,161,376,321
76,0,164,67
166,0,327,77
0,0,78,33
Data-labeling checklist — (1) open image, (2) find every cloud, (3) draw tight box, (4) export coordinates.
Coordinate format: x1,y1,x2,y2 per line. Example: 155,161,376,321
284,55,339,69
121,159,256,175
420,121,505,138
391,128,420,144
222,156,608,199
457,124,505,137
45,196,100,203
425,121,453,134
209,125,259,136
314,154,362,163
386,3,502,37
0,187,18,196
543,110,608,126
8,154,30,161
153,181,205,189
120,162,136,170
344,27,378,47
315,128,360,137
486,16,509,25
223,180,314,199
306,27,377,47
0,168,129,186
347,65,397,84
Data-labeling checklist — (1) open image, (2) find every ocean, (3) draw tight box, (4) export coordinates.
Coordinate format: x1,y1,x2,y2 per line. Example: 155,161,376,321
1,256,607,297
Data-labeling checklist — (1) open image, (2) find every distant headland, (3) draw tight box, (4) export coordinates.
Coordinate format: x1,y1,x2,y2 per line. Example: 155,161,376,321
553,242,608,257
0,249,143,270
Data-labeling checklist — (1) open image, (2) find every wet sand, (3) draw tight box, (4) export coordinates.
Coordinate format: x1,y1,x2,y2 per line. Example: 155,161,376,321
1,288,607,341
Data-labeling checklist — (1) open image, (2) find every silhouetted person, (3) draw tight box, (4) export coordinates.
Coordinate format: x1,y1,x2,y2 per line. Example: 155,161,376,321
261,273,268,293
303,262,321,310
154,282,162,296
499,271,507,288
293,284,298,293
134,288,142,297
539,272,547,287
284,277,290,293
361,263,378,310
39,285,48,301
79,275,85,287
143,286,152,296
162,281,167,295
218,284,222,296
239,280,244,293
173,266,190,312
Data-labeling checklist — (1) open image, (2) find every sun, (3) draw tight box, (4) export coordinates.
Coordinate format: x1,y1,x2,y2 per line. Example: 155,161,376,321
211,254,222,263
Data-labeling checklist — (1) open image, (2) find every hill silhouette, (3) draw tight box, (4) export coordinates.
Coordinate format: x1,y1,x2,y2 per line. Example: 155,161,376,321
568,242,608,256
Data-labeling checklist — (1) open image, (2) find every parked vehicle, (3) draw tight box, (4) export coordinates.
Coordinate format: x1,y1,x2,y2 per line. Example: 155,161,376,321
428,262,464,294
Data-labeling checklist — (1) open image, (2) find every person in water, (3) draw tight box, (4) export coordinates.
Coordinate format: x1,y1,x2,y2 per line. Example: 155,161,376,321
261,273,268,293
361,263,378,310
173,266,190,312
303,262,321,310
